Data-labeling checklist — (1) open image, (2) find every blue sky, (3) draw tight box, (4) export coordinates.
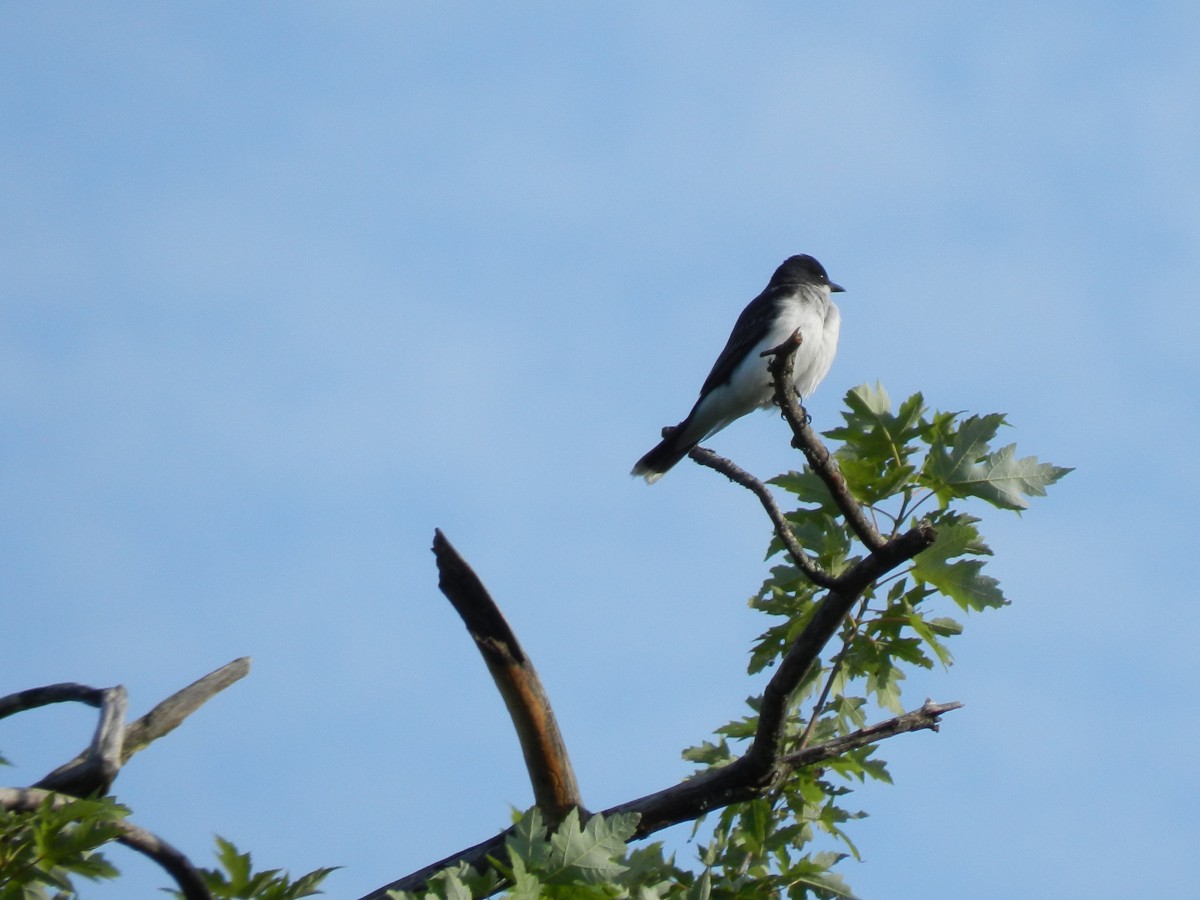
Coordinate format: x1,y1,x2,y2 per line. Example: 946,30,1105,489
1,3,1197,897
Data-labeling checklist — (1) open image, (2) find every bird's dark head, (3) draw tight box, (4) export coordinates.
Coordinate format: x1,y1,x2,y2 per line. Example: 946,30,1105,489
770,254,845,293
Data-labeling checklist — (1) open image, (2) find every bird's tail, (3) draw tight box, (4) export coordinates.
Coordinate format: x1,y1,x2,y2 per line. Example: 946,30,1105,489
631,426,698,484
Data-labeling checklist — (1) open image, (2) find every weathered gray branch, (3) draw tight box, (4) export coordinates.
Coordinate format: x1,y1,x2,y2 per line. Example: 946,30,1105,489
33,686,128,796
0,683,108,719
34,657,251,794
121,657,252,760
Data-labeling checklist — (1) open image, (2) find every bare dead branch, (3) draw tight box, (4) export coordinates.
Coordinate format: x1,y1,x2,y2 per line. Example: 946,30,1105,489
34,659,251,795
0,683,108,719
762,330,887,551
34,686,128,796
780,699,963,769
122,657,251,760
604,698,962,836
0,787,212,900
432,529,582,823
688,446,837,589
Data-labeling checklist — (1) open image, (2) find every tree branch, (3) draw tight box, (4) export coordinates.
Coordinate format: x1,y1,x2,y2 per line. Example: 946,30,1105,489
33,687,128,796
368,519,937,898
762,331,887,551
367,338,946,897
687,446,837,589
361,700,962,898
432,530,582,823
31,659,251,795
780,699,962,769
743,522,936,773
121,657,252,760
0,787,212,900
0,683,108,719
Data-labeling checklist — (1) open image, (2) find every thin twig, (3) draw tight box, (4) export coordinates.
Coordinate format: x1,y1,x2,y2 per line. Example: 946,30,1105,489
795,596,871,753
0,787,212,900
688,447,837,588
780,699,963,768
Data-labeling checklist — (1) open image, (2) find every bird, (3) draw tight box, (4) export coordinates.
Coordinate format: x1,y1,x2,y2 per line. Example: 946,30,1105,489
632,254,844,484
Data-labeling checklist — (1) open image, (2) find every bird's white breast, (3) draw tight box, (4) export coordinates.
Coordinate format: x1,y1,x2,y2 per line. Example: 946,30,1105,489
749,286,840,404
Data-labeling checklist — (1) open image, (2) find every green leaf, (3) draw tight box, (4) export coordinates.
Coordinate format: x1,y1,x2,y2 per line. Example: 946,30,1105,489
786,851,858,899
544,808,634,884
770,470,840,512
960,443,1074,510
506,807,552,872
923,412,1071,509
911,513,1006,611
825,384,927,462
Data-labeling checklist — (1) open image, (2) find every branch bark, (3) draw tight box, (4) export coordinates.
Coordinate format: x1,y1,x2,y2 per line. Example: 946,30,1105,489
121,657,252,761
34,687,128,796
0,683,108,719
32,658,251,794
432,530,582,823
687,446,837,589
361,700,961,898
0,787,212,900
762,330,888,551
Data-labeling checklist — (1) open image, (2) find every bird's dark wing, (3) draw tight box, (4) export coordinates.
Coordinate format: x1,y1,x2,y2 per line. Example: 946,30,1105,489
697,288,784,397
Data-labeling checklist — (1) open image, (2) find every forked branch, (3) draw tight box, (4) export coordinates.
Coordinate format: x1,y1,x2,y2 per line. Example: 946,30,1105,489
366,511,937,898
368,337,941,897
29,658,251,794
1,661,250,896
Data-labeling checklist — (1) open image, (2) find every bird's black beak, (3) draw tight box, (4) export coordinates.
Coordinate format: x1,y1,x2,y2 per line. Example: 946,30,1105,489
829,281,845,293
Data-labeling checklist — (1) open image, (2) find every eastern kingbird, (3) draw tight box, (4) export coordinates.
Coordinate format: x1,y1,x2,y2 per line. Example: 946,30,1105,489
632,254,844,484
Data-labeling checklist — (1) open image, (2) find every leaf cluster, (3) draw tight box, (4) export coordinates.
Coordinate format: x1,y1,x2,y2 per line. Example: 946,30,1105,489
0,795,126,899
168,837,338,900
389,808,706,900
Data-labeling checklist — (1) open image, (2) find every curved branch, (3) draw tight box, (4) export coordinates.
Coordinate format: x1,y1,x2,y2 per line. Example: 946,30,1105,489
0,683,108,719
0,787,212,900
432,530,582,823
687,447,837,589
